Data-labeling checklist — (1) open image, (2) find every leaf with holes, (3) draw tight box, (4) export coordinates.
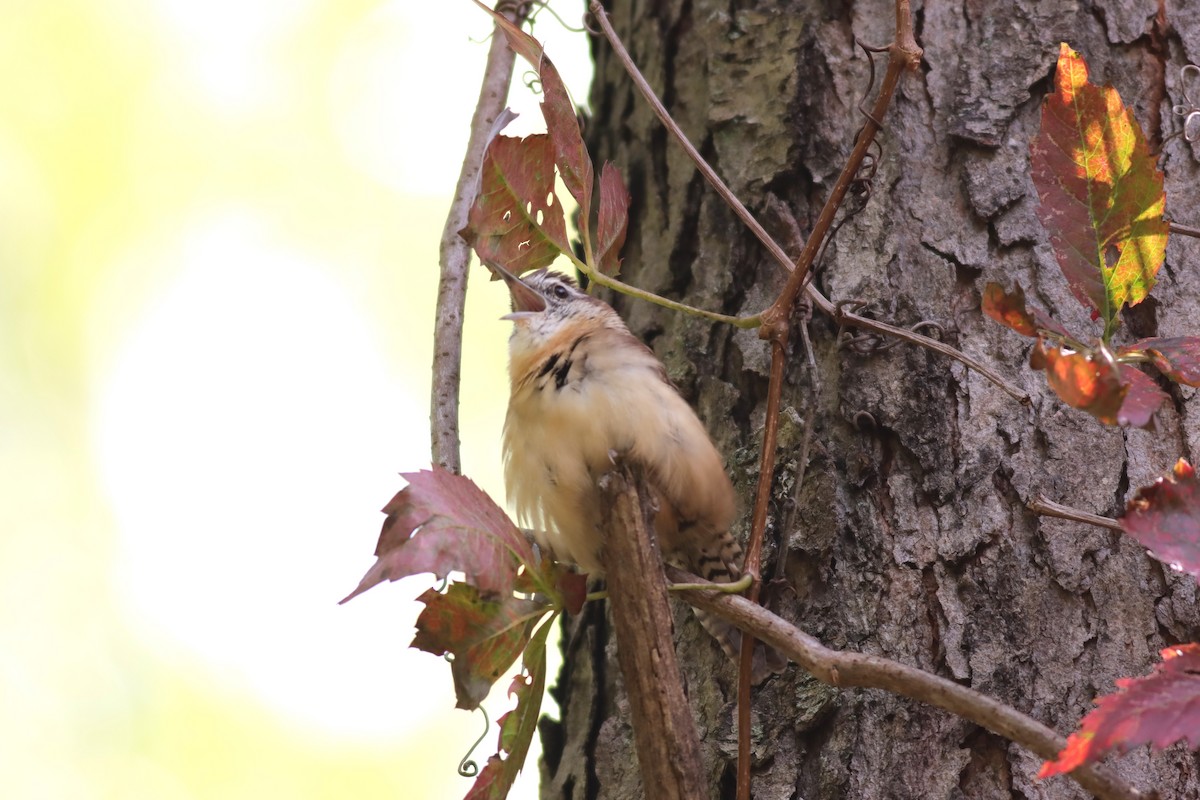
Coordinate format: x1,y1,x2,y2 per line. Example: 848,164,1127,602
461,134,571,274
1030,43,1167,341
412,584,548,710
595,162,630,276
1039,643,1200,778
1121,459,1200,579
981,283,1071,338
1030,338,1128,426
1121,337,1200,387
340,468,537,605
474,1,593,224
463,614,554,800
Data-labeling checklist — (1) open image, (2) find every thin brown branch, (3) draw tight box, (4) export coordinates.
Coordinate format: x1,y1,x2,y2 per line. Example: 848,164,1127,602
759,1,922,333
736,330,787,800
431,3,527,473
823,286,1032,404
600,464,707,800
1169,220,1200,239
1028,494,1124,531
588,1,798,280
667,567,1154,800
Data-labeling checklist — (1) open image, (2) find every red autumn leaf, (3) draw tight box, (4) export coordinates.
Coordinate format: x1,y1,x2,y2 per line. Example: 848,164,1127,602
1029,43,1167,340
411,583,548,710
555,570,588,615
1121,459,1200,579
1122,337,1200,387
1039,643,1200,778
463,615,553,800
474,1,594,223
981,283,1071,338
513,559,588,616
1031,338,1128,426
1116,365,1168,428
461,134,571,275
595,162,630,276
340,469,535,604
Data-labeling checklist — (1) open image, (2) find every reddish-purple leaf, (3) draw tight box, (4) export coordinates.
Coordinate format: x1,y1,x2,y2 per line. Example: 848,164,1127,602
981,282,1071,338
474,1,594,225
595,162,630,276
1121,459,1200,579
1040,643,1200,778
340,469,534,604
1029,44,1167,339
1117,365,1168,428
1030,338,1128,426
461,134,570,275
463,615,552,800
556,570,588,616
412,584,546,710
1122,337,1200,387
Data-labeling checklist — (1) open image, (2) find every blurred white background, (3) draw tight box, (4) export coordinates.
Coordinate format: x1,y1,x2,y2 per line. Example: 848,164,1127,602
0,1,591,797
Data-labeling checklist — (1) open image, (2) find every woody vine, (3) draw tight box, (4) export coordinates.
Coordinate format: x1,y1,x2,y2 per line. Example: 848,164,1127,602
341,3,1200,800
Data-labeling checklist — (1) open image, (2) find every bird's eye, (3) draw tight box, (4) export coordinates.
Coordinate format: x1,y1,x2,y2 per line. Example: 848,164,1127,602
552,284,570,299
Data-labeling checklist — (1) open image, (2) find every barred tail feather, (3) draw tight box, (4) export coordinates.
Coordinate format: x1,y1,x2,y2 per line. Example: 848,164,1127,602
683,529,788,684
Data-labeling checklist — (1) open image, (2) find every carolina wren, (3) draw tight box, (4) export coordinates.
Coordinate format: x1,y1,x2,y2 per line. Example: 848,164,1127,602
491,264,780,681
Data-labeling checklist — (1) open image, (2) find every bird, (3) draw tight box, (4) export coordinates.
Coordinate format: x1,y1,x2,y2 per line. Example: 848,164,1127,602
489,263,783,682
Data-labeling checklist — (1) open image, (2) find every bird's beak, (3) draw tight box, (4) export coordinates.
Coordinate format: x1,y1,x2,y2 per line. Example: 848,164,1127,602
485,263,547,320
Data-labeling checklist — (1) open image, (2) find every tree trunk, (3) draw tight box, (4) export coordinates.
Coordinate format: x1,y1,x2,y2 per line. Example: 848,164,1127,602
539,1,1200,797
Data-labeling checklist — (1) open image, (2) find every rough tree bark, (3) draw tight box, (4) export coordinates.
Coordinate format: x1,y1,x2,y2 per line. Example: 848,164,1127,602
538,1,1200,798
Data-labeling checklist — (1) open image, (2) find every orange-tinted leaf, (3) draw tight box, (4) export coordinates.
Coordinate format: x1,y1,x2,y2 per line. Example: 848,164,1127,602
1122,459,1200,579
463,615,553,800
981,283,1071,338
1117,365,1168,428
1031,338,1128,426
1039,643,1200,778
340,469,534,604
1029,43,1167,340
1122,337,1200,387
462,134,570,274
474,2,593,224
595,162,630,276
413,584,545,710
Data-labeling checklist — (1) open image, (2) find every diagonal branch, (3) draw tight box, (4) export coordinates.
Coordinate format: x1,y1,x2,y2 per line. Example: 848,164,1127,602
666,566,1154,800
431,2,528,473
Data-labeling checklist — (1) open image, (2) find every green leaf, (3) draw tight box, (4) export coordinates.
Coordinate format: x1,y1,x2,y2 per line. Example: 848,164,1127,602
1029,43,1167,341
462,614,555,800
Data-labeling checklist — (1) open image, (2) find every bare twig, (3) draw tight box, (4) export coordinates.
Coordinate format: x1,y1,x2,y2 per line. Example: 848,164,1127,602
588,1,799,281
1028,494,1124,531
1169,220,1200,239
432,2,527,473
736,330,787,798
600,464,707,800
758,0,922,333
736,5,920,798
666,567,1154,800
822,286,1031,404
